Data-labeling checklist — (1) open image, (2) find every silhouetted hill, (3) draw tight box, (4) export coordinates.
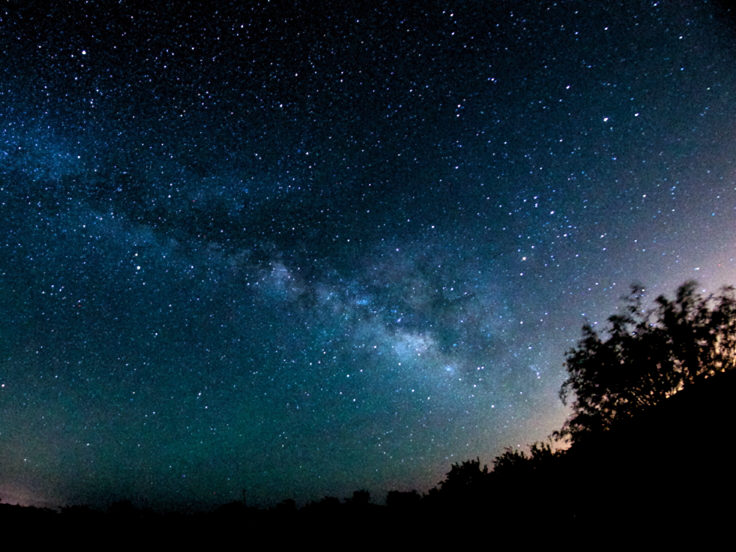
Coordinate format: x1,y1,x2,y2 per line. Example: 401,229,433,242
3,370,733,545
561,369,736,539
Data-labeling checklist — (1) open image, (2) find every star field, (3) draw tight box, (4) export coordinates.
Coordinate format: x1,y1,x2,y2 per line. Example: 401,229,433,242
1,1,736,509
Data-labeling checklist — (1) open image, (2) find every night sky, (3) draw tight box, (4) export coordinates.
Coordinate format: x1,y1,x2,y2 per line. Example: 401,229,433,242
2,0,736,510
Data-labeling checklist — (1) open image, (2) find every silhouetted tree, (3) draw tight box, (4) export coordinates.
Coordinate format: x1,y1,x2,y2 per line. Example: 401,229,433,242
273,498,296,513
559,281,736,442
491,441,559,478
107,499,138,518
386,490,421,510
434,457,492,509
302,495,341,514
345,489,371,507
447,457,487,485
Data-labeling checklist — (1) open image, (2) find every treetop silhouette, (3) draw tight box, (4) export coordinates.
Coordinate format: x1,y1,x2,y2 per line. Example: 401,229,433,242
559,281,736,442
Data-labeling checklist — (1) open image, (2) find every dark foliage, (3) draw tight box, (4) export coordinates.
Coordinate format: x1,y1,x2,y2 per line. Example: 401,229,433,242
429,457,493,511
557,368,736,538
273,498,297,513
386,490,421,511
345,489,371,507
559,281,736,442
491,441,559,479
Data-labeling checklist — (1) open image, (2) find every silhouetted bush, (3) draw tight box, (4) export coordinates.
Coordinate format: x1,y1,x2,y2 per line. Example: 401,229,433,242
559,281,736,442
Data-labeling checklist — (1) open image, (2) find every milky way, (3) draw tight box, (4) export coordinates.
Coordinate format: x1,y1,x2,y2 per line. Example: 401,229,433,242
1,1,736,509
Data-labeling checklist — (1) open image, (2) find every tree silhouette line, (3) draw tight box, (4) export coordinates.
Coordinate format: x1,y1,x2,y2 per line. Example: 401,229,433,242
3,281,735,540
